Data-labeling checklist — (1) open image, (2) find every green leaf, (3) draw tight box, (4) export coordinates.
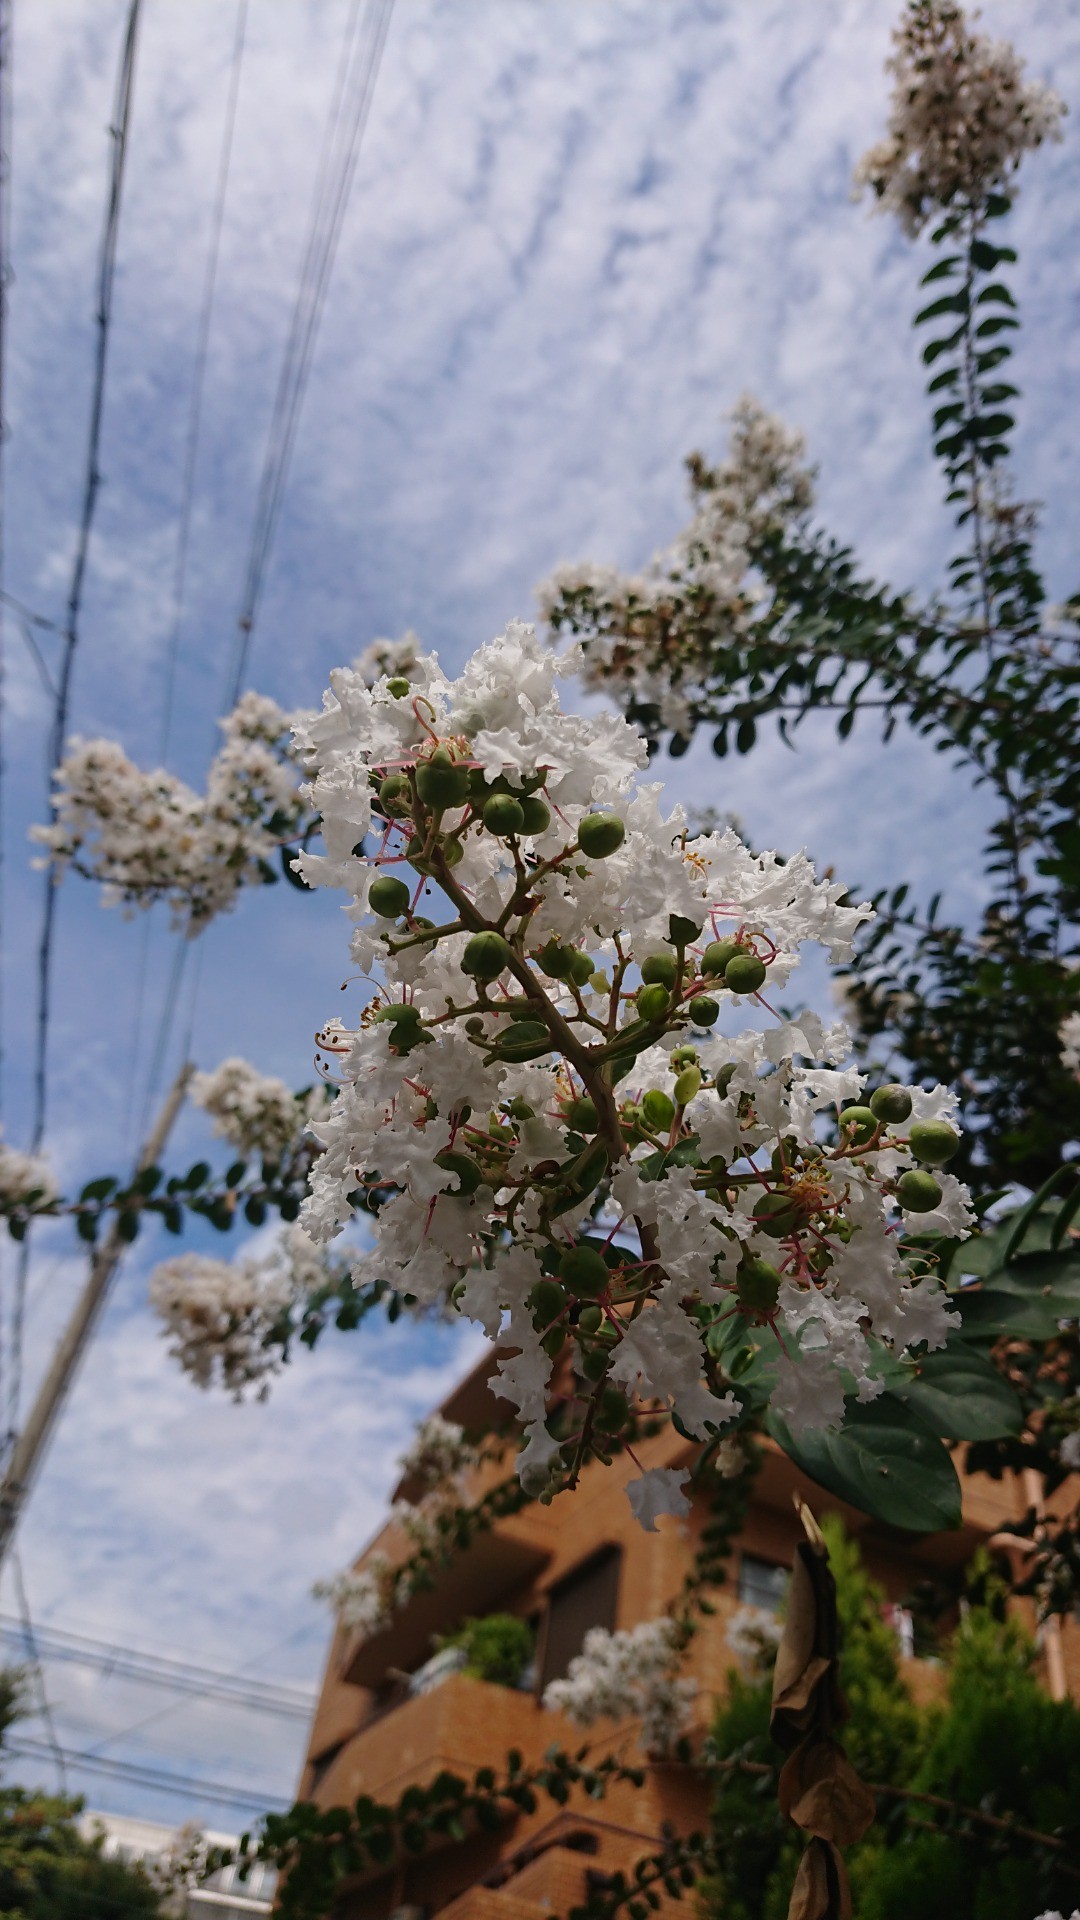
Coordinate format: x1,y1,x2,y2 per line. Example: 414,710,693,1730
889,1341,1022,1440
956,1253,1080,1340
975,315,1019,338
920,254,962,284
915,293,968,324
79,1176,118,1203
76,1212,98,1244
117,1210,140,1244
766,1395,962,1532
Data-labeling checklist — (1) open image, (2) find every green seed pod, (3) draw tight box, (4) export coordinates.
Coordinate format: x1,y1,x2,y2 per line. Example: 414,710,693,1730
416,747,469,810
701,938,740,977
508,1095,535,1121
386,676,411,698
369,875,412,919
737,1255,783,1318
541,1326,566,1358
462,931,511,980
869,1083,913,1125
577,812,626,859
377,1001,421,1025
577,1303,603,1335
530,1278,567,1327
671,1046,699,1068
674,1065,702,1106
434,1149,482,1196
569,950,595,987
519,795,551,835
714,1064,736,1097
688,996,720,1026
558,1243,611,1297
637,983,670,1022
895,1168,943,1212
839,1104,878,1148
641,952,678,988
378,773,412,818
483,793,526,837
465,1016,486,1036
642,1088,676,1131
724,952,767,995
908,1120,960,1167
754,1191,803,1238
566,1096,598,1133
579,1344,610,1382
597,1385,631,1433
536,941,575,979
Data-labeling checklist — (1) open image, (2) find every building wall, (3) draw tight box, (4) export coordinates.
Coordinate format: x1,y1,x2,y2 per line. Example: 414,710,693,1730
297,1356,1079,1920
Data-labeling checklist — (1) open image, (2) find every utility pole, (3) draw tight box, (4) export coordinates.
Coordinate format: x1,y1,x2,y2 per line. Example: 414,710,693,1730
0,1063,193,1569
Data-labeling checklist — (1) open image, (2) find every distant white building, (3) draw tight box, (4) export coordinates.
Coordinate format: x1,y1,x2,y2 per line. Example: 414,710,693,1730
77,1810,276,1919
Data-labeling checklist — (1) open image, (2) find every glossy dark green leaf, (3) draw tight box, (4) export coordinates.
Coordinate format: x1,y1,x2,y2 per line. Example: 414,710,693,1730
766,1395,962,1532
888,1341,1022,1439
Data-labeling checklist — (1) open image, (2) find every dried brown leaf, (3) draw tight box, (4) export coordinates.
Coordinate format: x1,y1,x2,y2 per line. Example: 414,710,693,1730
778,1738,877,1846
786,1838,852,1920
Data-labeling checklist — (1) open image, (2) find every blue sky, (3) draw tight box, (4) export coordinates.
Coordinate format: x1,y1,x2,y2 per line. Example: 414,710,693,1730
0,0,1076,1831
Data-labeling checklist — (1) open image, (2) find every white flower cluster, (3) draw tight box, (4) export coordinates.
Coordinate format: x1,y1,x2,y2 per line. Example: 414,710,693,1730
543,1617,696,1754
294,622,972,1517
149,1225,330,1398
0,1133,57,1213
854,0,1065,234
725,1603,784,1672
353,631,424,687
313,1552,393,1636
391,1417,480,1554
33,693,304,932
1060,1012,1080,1079
192,1056,320,1161
537,396,814,736
396,1414,478,1495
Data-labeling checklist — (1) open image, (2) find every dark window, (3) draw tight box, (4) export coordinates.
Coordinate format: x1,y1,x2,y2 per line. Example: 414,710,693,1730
540,1546,621,1688
738,1553,789,1614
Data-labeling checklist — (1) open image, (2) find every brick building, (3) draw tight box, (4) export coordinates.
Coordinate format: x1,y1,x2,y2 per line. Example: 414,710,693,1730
299,1352,1079,1920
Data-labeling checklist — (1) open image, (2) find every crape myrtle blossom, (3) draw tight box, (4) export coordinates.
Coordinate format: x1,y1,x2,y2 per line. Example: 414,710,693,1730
293,622,973,1519
312,1555,393,1637
191,1056,327,1162
315,1420,480,1627
543,1617,697,1755
538,396,814,738
725,1604,784,1673
148,1225,345,1398
853,0,1065,235
32,693,306,933
0,1133,58,1214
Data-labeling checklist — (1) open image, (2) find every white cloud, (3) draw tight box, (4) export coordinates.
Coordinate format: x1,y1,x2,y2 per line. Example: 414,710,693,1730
0,0,1075,1825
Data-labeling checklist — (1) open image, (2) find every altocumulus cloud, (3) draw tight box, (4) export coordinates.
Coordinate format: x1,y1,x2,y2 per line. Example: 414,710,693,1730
0,0,1075,1819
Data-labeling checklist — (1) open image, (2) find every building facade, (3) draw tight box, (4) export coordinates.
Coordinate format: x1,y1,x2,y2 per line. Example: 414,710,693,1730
299,1353,1079,1920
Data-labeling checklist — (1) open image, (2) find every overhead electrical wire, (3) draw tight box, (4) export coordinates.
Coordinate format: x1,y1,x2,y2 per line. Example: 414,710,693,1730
3,1734,291,1816
7,0,144,1455
157,0,249,762
12,1552,67,1793
0,1611,316,1720
226,0,394,707
30,0,143,1152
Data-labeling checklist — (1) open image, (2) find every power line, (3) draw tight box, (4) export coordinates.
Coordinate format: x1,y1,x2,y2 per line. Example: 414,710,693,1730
31,0,143,1151
3,1734,291,1817
158,0,249,762
226,0,394,705
10,0,144,1448
11,1552,67,1794
0,1613,316,1720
